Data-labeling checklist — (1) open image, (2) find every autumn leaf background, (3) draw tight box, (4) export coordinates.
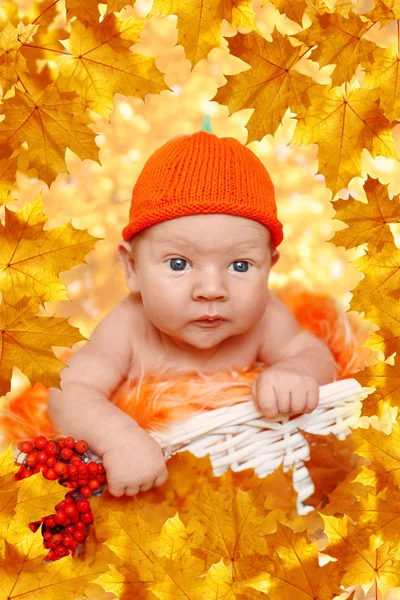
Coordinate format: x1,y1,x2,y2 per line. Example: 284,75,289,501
1,0,400,598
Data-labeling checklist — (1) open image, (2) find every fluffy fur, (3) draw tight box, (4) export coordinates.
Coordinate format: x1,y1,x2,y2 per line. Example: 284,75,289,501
0,284,376,445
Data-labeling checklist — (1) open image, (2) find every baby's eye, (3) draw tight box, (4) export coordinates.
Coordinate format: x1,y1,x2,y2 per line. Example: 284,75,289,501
166,258,251,273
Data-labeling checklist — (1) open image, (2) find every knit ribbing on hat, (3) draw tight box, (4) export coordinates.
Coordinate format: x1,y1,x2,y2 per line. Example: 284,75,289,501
122,130,283,248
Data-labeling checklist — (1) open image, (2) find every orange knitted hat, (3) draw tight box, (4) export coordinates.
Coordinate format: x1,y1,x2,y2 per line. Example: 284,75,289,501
122,116,284,248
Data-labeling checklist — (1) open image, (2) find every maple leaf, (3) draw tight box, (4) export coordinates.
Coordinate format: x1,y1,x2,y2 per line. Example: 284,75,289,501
333,485,400,550
363,0,400,27
0,295,86,397
268,0,308,26
363,42,400,124
354,355,400,418
0,83,100,187
188,483,272,571
351,291,400,360
328,176,399,252
292,84,397,198
300,430,368,509
236,522,344,599
19,1,72,84
212,28,315,143
0,21,39,95
56,14,171,119
292,10,376,87
0,444,20,543
148,0,257,69
93,510,207,598
0,532,106,600
319,471,371,518
0,193,101,306
322,514,400,593
0,157,18,207
349,420,400,494
351,245,400,314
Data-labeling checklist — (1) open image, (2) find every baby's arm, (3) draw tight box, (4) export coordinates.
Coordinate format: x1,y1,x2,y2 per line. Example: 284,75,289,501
258,292,337,383
253,292,337,418
48,296,140,457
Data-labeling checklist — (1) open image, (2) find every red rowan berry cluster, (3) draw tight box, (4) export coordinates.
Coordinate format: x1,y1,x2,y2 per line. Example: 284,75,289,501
14,435,107,563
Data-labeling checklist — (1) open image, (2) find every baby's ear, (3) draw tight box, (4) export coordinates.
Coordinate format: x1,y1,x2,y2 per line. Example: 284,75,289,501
271,247,280,267
117,241,138,291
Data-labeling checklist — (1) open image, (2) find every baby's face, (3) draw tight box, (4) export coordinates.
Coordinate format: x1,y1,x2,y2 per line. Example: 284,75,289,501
118,214,279,353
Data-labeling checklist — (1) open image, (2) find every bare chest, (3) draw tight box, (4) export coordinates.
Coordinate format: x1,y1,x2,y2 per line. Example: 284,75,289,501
125,299,264,383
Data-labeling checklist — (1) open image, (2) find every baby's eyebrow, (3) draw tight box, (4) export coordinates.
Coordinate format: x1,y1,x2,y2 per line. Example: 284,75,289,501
158,239,263,252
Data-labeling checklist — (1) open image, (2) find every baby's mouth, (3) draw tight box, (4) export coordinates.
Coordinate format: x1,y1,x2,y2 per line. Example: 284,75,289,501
195,318,225,327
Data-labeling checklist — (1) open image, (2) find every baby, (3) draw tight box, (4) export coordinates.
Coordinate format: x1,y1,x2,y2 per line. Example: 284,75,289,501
48,117,336,498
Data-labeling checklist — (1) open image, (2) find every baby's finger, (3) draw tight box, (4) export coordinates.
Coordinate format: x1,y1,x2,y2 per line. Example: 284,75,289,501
277,390,291,414
289,389,308,414
108,485,127,497
139,481,154,493
304,386,320,413
154,471,169,487
259,384,278,418
124,485,140,496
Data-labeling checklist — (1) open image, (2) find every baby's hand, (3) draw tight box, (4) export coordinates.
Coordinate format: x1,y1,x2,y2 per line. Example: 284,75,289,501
102,425,169,497
252,366,320,419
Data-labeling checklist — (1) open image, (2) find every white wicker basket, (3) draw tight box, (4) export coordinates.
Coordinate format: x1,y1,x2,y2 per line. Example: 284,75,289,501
149,378,374,513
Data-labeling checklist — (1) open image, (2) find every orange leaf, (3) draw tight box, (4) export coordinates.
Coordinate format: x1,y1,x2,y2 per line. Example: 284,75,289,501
300,430,368,508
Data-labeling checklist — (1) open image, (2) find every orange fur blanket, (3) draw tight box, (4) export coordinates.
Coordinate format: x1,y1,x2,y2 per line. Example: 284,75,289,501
0,284,375,446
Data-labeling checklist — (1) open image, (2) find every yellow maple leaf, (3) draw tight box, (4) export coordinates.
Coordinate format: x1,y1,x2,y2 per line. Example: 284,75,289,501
292,10,376,87
349,420,400,494
0,531,106,600
0,193,101,306
328,176,399,252
196,558,235,600
56,14,170,119
100,509,160,581
64,0,104,24
0,21,39,95
0,157,19,207
236,522,344,599
363,0,400,27
351,291,400,360
148,0,257,69
268,0,308,26
334,485,400,551
322,514,400,593
188,483,272,571
151,512,194,561
0,295,86,396
93,510,207,598
212,28,315,143
292,84,397,198
354,355,400,418
363,42,400,124
351,245,400,314
0,83,100,186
